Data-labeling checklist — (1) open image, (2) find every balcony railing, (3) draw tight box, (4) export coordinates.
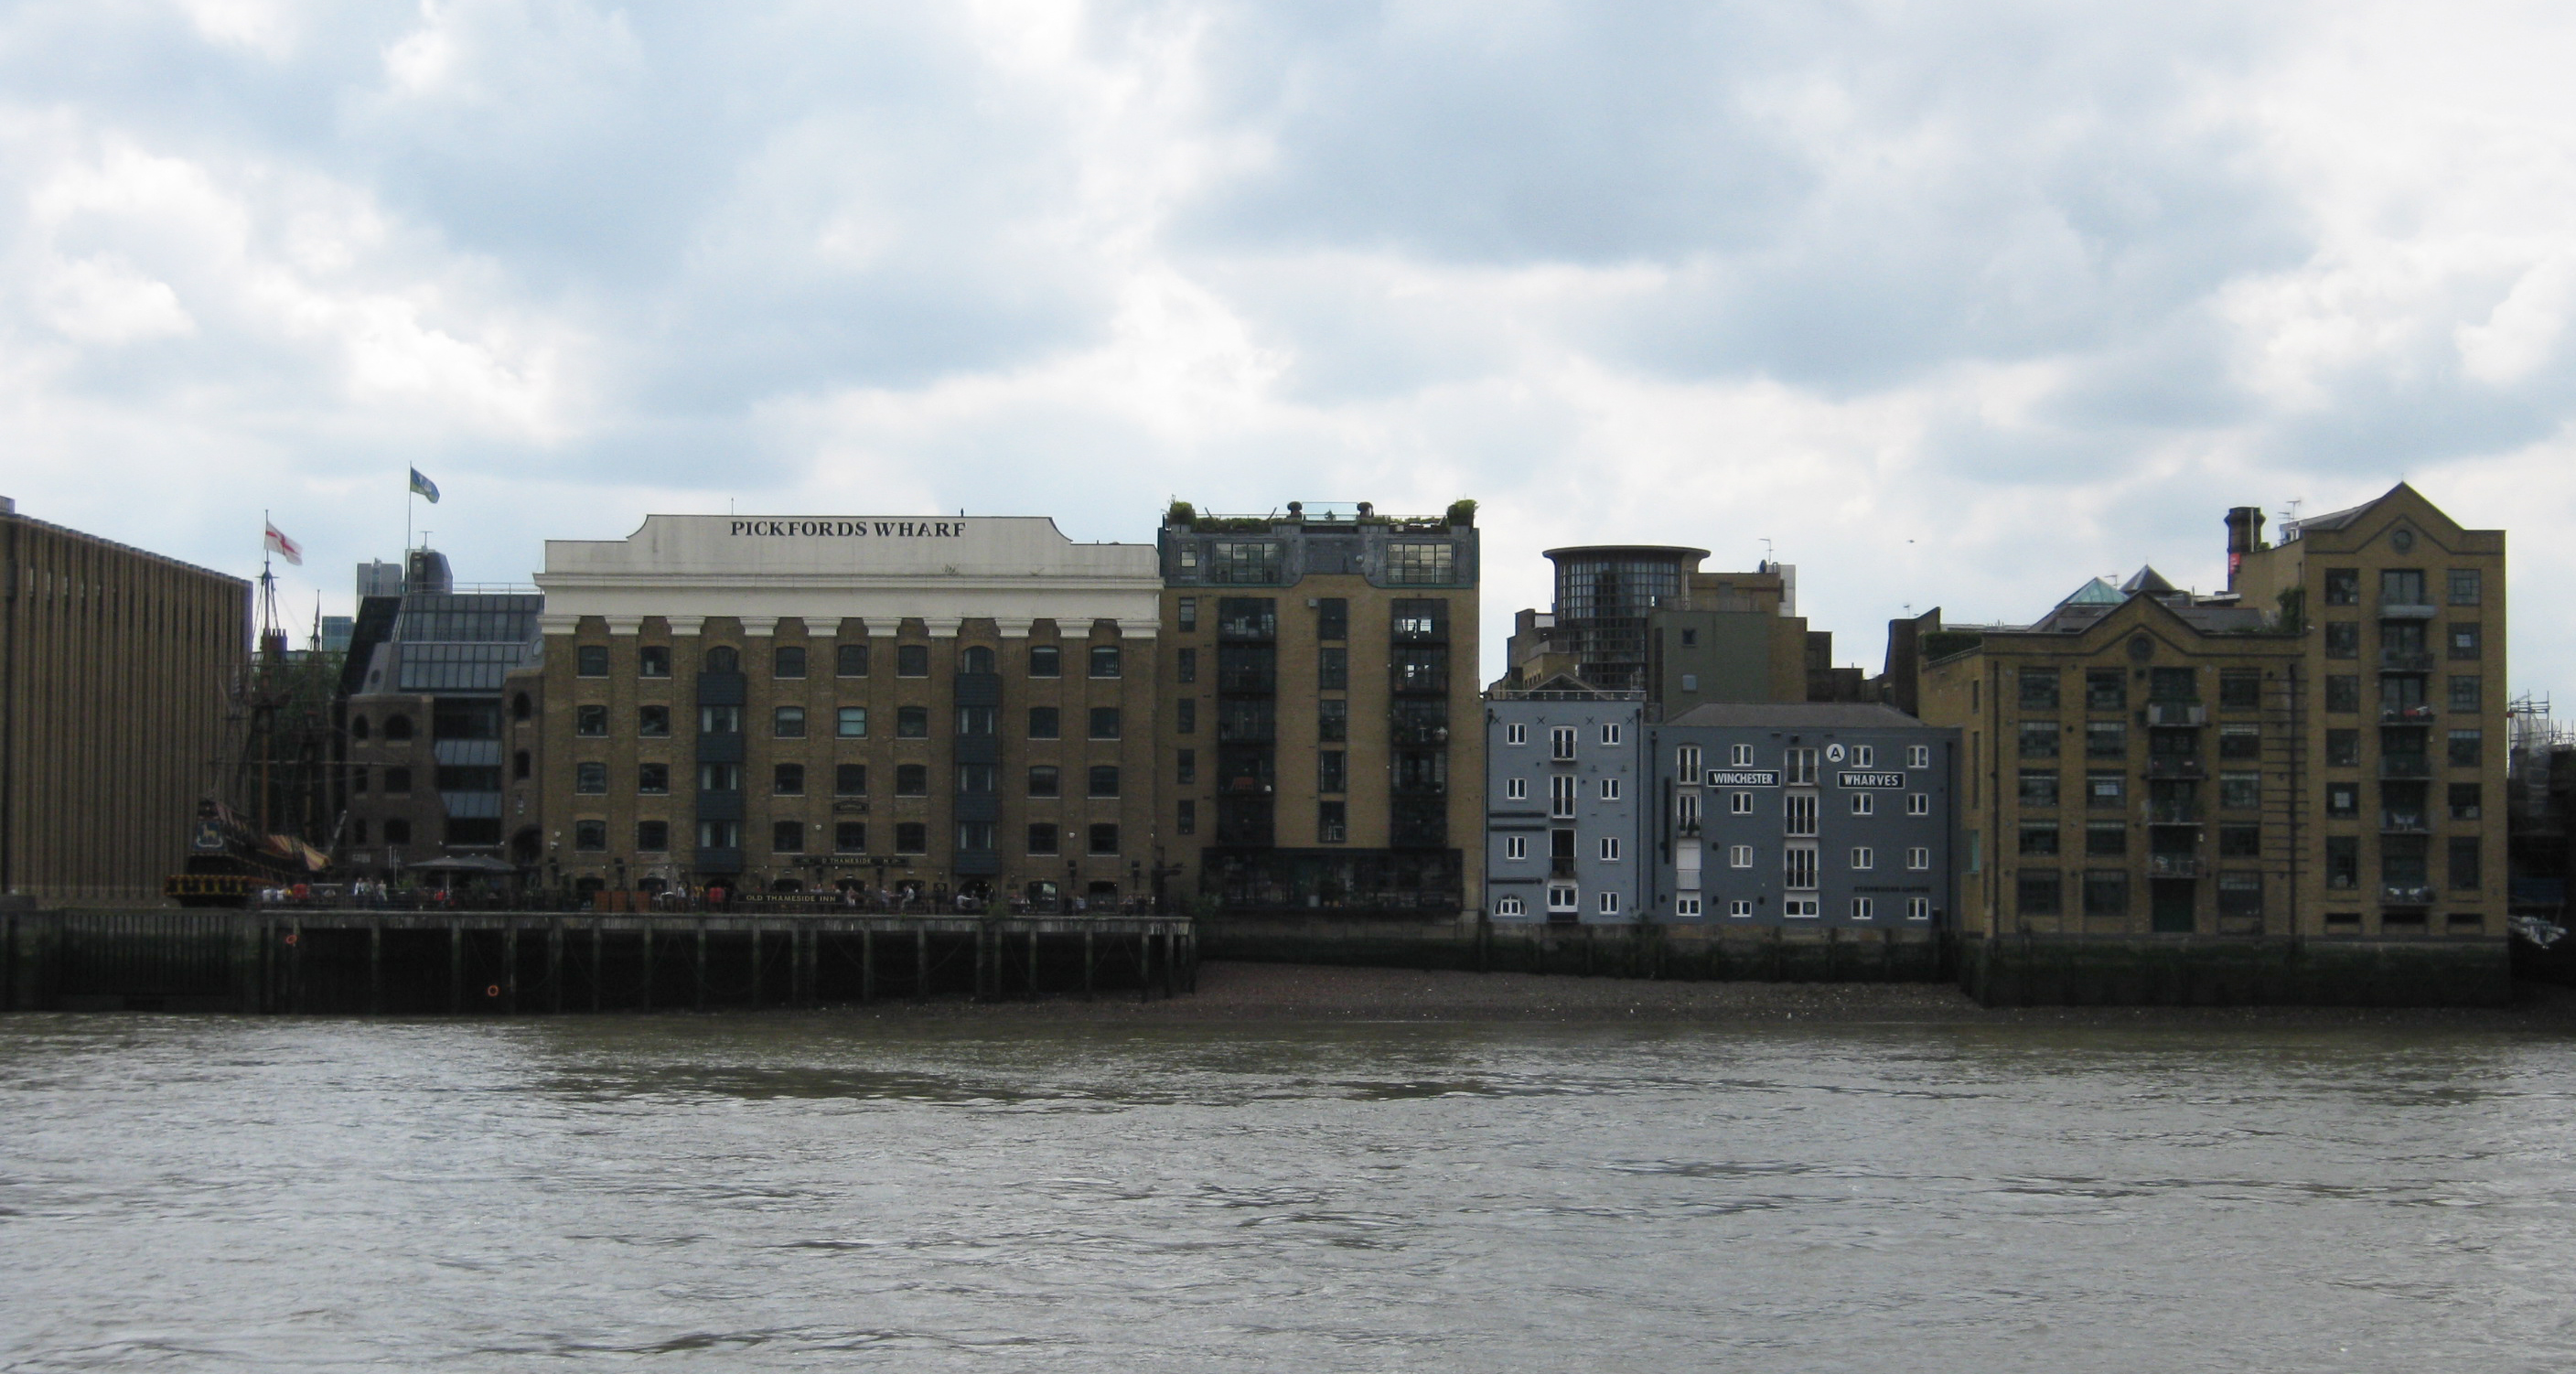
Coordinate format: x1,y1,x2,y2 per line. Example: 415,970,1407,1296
2379,811,2430,834
2147,757,2206,779
2380,703,2436,724
2146,703,2206,726
2149,854,2202,879
2381,883,2435,906
2147,801,2201,824
2380,756,2432,778
2378,602,2438,620
1550,857,1578,880
2378,649,2435,672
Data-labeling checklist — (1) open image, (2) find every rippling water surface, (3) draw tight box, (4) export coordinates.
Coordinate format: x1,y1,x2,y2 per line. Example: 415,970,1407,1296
5,1013,2574,1371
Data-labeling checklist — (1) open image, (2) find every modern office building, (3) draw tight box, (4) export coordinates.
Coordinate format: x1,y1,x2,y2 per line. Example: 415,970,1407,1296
1158,500,1481,914
1496,548,1815,710
1484,686,1647,923
340,548,543,881
0,497,248,905
1917,484,2506,942
1649,703,1958,928
531,515,1163,903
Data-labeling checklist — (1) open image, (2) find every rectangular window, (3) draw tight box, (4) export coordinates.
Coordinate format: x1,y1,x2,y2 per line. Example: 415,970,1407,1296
1849,846,1873,870
1308,800,1344,844
1907,846,1930,871
1784,748,1818,785
1677,790,1701,830
2218,724,2260,759
1028,644,1060,678
1317,597,1347,640
833,821,865,853
2325,676,2360,714
576,645,609,677
1505,778,1527,800
383,767,411,794
1598,891,1623,917
2017,869,2063,917
1090,644,1122,679
1024,706,1059,740
2019,721,2060,758
1208,541,1283,584
2326,729,2359,767
1178,699,1197,735
2149,668,2196,703
773,706,806,738
2327,838,2359,889
895,764,928,797
2220,771,2261,809
1784,793,1818,836
896,644,928,677
574,820,606,851
1726,744,1752,768
836,643,868,677
1027,765,1059,798
694,820,738,852
2448,568,2482,606
2085,721,2127,757
1177,596,1197,631
2018,771,2060,807
1907,792,1930,816
1732,792,1755,815
2217,872,2263,920
773,763,804,795
1730,845,1754,869
1176,647,1197,684
1177,800,1197,836
956,705,996,738
2020,822,2060,856
2088,772,2124,808
2019,668,2060,710
2449,836,2482,889
832,706,866,738
1676,896,1702,918
1908,896,1932,922
1784,844,1818,889
2450,624,2482,660
1599,722,1623,746
1853,746,1874,768
1599,778,1622,801
2219,670,2261,709
2449,729,2483,768
1386,542,1455,585
2325,781,2357,818
1505,835,1528,861
2085,669,2126,711
834,764,866,796
639,763,670,795
1851,897,1874,921
697,763,740,792
1851,792,1874,816
958,765,995,795
2083,870,2129,918
774,646,806,679
637,821,669,853
638,705,671,737
2450,783,2482,820
1551,726,1577,761
1175,748,1197,786
2324,622,2359,659
1551,775,1578,819
575,761,606,794
2449,676,2481,714
2381,568,2428,606
2086,821,2125,857
1600,836,1622,862
699,704,740,735
2218,824,2260,858
1495,896,1527,918
1088,765,1121,799
1027,823,1058,855
1089,707,1122,740
1907,745,1931,768
639,645,671,677
575,705,607,737
2324,568,2360,606
1320,751,1346,794
957,821,995,853
1507,723,1528,746
1730,898,1755,918
1676,746,1702,782
896,706,928,738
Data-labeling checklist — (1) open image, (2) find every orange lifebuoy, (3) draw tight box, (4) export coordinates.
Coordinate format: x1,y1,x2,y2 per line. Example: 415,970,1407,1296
283,933,298,946
486,983,500,997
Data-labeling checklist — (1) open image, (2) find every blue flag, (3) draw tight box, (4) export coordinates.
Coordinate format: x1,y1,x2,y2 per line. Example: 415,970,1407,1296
410,467,440,503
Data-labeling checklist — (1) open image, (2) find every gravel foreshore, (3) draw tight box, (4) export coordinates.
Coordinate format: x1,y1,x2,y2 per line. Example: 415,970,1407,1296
870,960,2576,1029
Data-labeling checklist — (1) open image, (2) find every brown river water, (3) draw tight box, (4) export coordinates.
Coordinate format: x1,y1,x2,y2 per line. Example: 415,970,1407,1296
3,1012,2573,1371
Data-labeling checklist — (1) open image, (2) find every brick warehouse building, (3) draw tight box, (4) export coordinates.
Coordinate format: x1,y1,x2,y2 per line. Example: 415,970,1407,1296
1157,501,1482,916
0,497,247,904
531,516,1164,905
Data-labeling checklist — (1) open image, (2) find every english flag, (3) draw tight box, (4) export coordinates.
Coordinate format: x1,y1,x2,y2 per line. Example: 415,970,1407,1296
263,521,304,566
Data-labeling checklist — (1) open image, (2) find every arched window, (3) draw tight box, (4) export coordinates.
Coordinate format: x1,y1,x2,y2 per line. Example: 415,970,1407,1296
349,715,370,740
704,646,740,672
383,714,413,741
960,646,995,673
511,692,532,721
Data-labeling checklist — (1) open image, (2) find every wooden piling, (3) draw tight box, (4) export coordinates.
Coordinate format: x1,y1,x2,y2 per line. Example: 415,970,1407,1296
590,922,602,1014
749,926,762,1009
288,919,304,1014
448,923,463,1014
862,929,876,1004
547,920,564,1014
1082,929,1095,1001
973,921,988,1001
368,919,382,1016
1139,931,1152,1003
639,925,652,1012
503,921,519,1014
1026,929,1040,999
914,927,928,997
693,921,707,1012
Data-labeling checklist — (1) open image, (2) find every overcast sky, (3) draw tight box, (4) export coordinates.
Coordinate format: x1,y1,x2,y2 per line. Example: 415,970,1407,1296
8,1,2575,693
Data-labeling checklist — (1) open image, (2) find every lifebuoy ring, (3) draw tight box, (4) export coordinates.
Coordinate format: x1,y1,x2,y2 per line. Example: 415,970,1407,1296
486,983,500,997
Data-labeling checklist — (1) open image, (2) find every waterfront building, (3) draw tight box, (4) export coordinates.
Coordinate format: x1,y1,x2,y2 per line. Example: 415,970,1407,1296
0,497,247,905
1649,703,1958,928
1157,501,1481,914
339,548,543,882
1916,484,2507,942
531,516,1161,904
1484,683,1646,923
1495,547,1814,710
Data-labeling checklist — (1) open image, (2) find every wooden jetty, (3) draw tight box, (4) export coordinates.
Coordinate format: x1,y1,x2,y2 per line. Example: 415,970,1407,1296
0,908,1197,1014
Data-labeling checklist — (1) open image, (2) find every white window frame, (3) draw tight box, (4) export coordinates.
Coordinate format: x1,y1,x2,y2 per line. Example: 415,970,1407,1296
1598,890,1623,916
1908,745,1931,768
1854,746,1875,768
1730,743,1755,768
1784,896,1820,919
1506,778,1528,801
1851,792,1874,816
1601,723,1623,746
1551,726,1577,761
1599,778,1622,801
1729,844,1755,869
1547,885,1579,913
1852,896,1875,921
1676,746,1702,783
1727,898,1754,918
1676,790,1701,829
1550,775,1578,819
1850,846,1873,871
1907,896,1932,922
1785,748,1818,785
1507,723,1528,746
1907,792,1930,816
1785,843,1819,889
1731,792,1755,815
1676,895,1703,918
1785,793,1818,836
1495,896,1525,917
1599,836,1622,862
1504,835,1528,861
1907,846,1930,871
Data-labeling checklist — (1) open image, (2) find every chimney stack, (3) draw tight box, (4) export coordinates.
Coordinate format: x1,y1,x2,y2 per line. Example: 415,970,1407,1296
2224,506,2265,588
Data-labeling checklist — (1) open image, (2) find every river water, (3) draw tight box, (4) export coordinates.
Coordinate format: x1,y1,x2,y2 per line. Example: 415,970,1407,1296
4,1013,2573,1371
